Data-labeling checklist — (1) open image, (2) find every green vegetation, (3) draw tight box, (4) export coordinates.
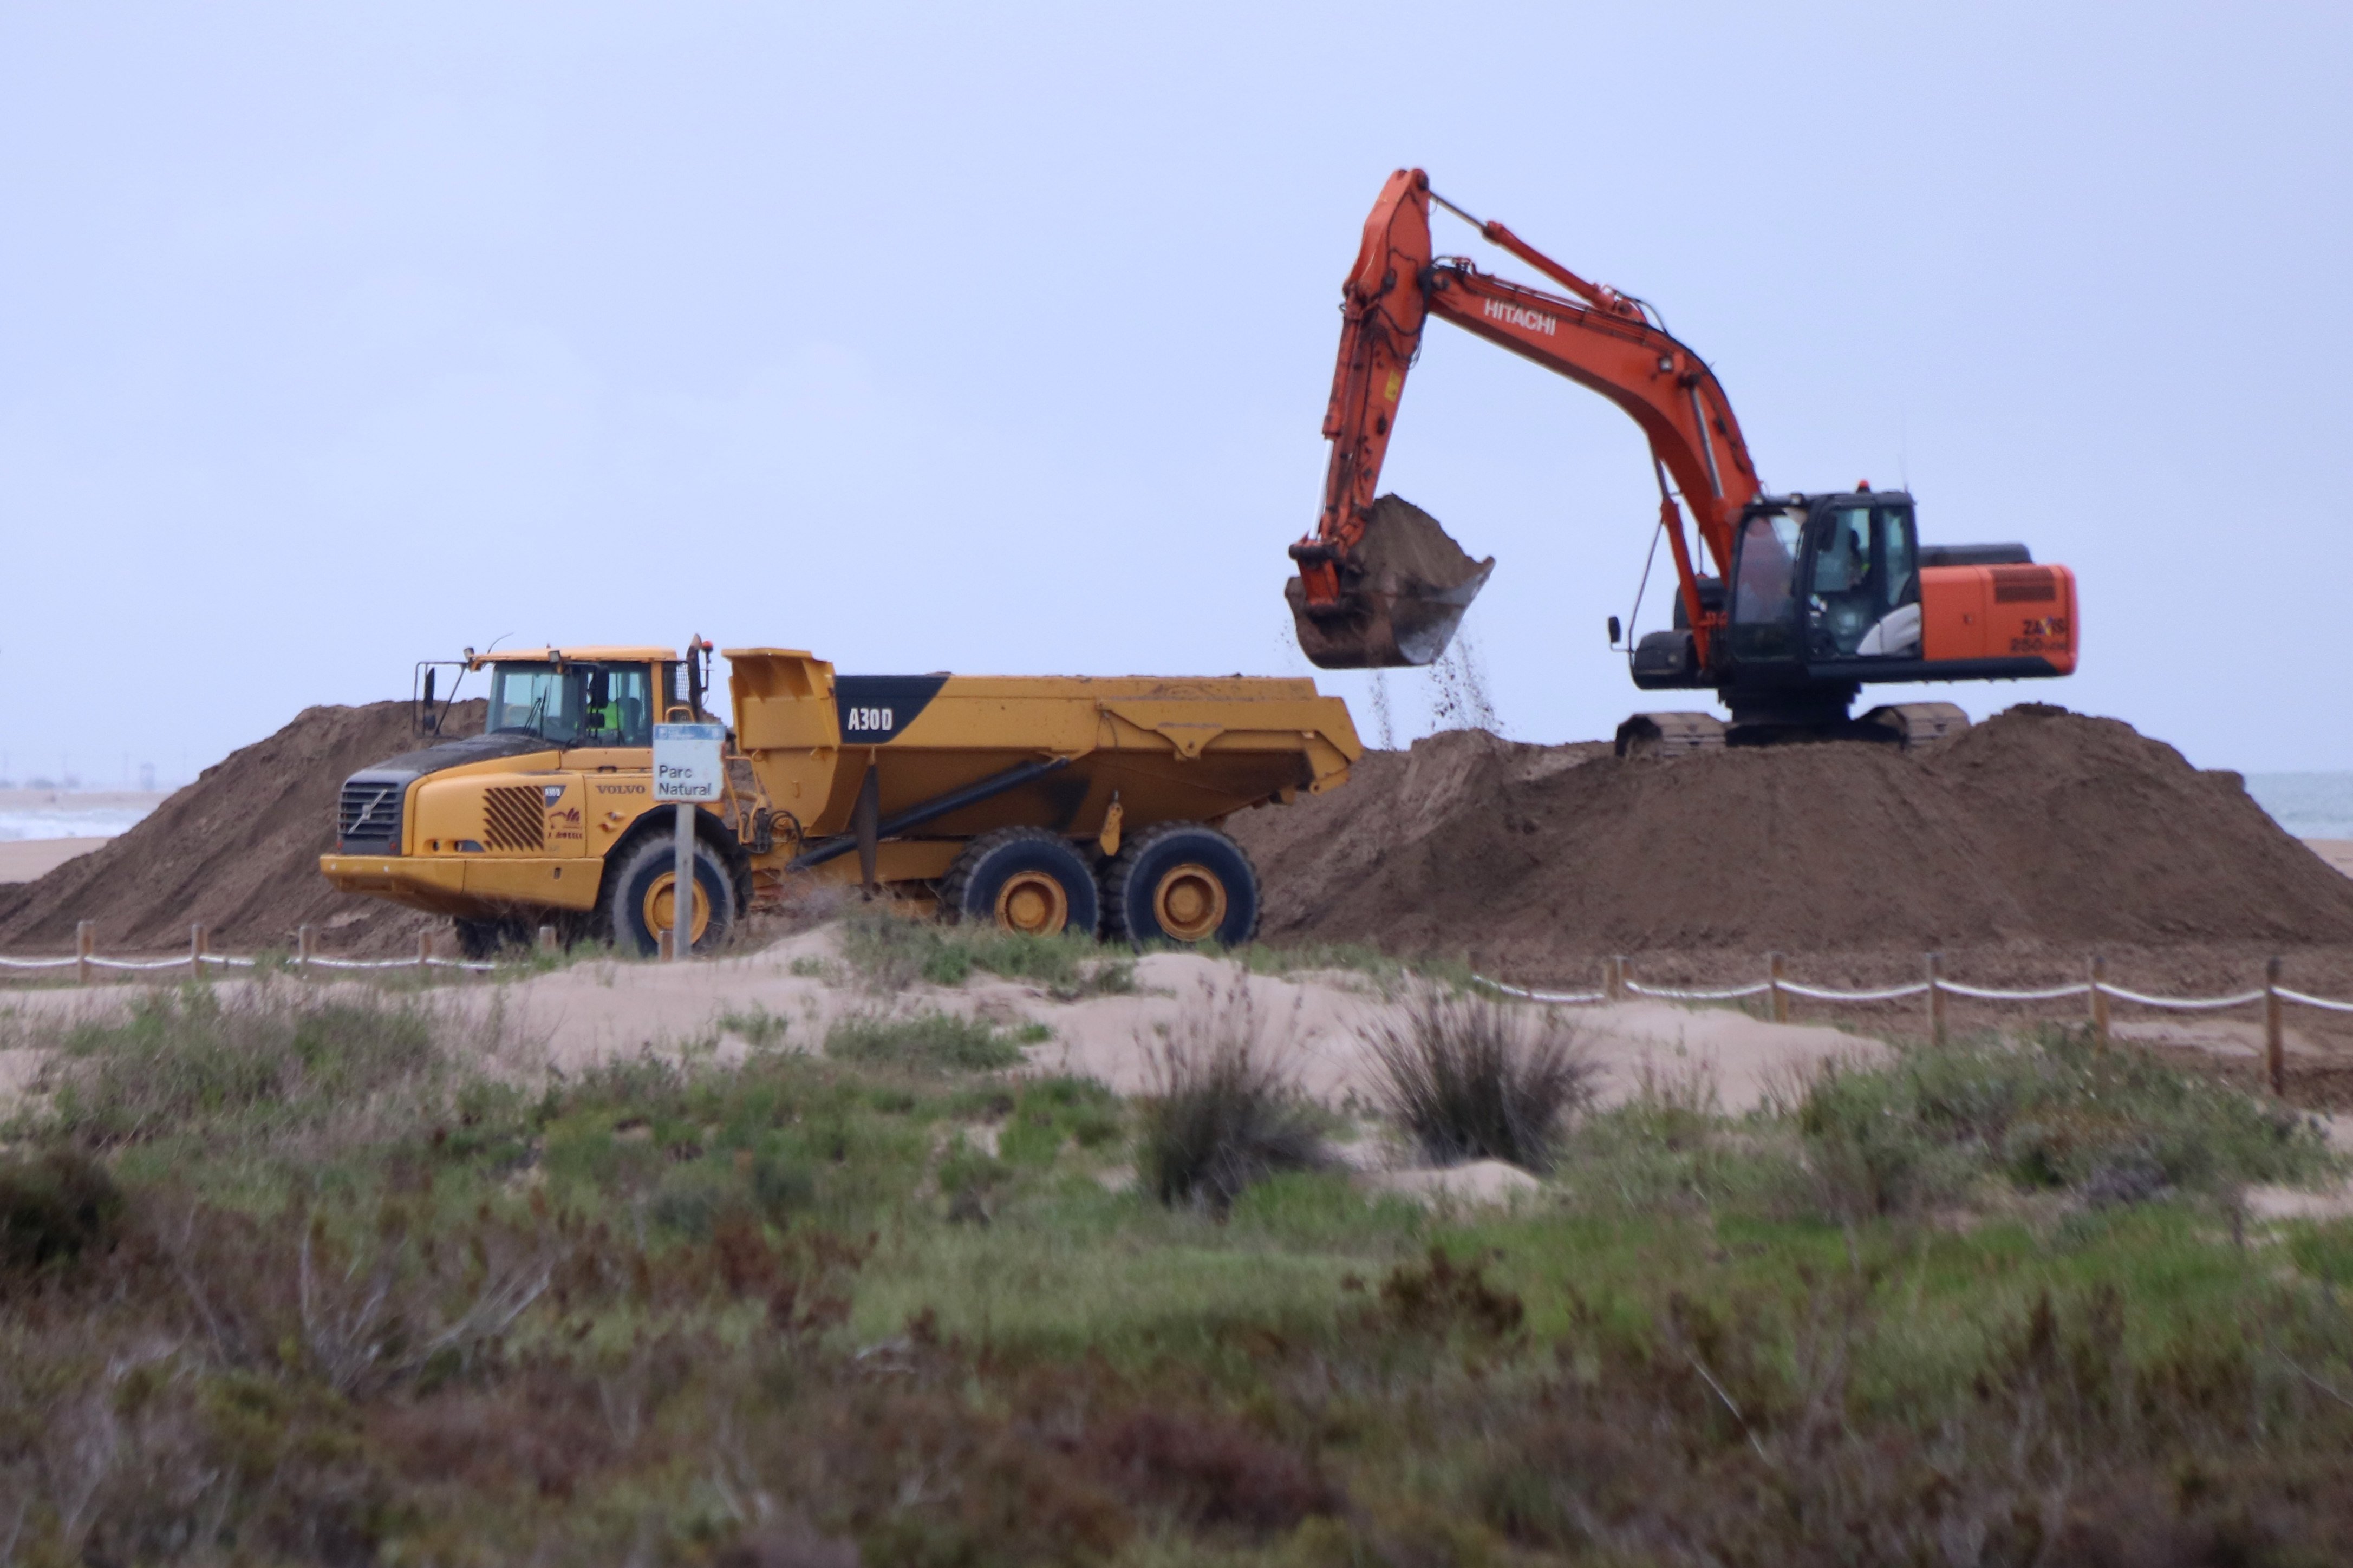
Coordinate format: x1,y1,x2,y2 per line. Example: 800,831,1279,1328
0,983,2348,1563
1135,988,1331,1215
838,909,1136,998
1367,985,1596,1172
824,1009,1030,1072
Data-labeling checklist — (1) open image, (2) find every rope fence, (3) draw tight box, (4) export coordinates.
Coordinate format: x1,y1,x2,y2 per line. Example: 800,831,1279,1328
0,920,501,982
1488,951,2344,1096
1,920,2343,1098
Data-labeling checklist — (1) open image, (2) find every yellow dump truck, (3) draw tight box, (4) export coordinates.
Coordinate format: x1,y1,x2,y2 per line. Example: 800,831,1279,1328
320,645,1360,957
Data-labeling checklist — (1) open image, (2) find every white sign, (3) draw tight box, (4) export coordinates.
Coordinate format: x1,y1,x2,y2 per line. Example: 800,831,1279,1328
652,723,726,802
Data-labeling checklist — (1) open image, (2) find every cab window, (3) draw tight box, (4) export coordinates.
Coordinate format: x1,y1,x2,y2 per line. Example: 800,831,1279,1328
1727,510,1806,660
1807,505,1921,658
486,663,582,745
581,666,653,747
485,662,653,746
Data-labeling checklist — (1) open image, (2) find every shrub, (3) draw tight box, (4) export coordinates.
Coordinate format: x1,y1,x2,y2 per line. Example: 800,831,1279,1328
1136,989,1326,1214
0,1146,123,1271
824,1011,1024,1073
1367,985,1594,1172
1794,1028,2335,1216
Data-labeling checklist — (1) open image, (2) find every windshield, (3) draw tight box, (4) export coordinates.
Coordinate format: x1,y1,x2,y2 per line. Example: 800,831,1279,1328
1726,509,1806,661
485,662,654,747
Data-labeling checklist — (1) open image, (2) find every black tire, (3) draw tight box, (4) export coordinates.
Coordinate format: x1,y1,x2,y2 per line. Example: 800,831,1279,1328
601,831,740,957
937,827,1100,938
1101,822,1259,948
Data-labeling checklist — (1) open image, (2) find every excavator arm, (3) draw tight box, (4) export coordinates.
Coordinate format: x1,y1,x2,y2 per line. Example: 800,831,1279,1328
1292,167,1761,669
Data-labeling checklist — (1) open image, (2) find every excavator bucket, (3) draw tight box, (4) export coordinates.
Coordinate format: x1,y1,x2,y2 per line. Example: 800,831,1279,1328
1287,495,1495,669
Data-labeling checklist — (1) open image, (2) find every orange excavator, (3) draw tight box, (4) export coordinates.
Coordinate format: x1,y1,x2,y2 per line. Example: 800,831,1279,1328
1286,168,2079,754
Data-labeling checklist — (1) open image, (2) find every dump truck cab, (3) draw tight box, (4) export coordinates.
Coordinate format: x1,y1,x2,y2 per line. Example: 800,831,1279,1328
323,647,747,956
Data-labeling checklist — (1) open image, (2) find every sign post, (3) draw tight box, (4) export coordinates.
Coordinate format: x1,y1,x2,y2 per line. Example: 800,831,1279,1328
651,721,725,961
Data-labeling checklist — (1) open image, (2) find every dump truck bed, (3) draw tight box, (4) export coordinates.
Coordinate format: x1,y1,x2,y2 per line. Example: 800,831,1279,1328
729,651,1359,886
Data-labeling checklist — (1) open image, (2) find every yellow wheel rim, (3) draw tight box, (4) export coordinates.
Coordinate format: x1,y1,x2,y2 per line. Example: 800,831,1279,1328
1152,863,1226,943
644,871,711,946
993,870,1069,936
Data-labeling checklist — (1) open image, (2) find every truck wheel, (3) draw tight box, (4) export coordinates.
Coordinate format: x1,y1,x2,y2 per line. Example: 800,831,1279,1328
1102,822,1260,948
603,833,739,957
937,828,1100,938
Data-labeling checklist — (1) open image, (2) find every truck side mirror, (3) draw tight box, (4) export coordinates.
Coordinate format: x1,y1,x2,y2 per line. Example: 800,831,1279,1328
1607,616,1622,648
420,668,438,733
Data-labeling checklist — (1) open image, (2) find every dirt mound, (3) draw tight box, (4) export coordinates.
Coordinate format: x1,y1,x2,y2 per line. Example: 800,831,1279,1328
1228,705,2353,974
0,701,484,957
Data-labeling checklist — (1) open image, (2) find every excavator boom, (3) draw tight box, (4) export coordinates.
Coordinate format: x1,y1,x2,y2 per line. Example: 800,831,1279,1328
1292,168,1757,668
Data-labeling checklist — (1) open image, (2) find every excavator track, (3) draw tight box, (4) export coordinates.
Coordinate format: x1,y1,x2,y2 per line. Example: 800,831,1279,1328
1616,702,1971,761
1862,701,1971,751
1615,712,1728,760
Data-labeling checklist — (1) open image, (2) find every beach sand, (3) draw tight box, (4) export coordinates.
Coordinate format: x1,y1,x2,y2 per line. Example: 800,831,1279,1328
0,837,110,884
2306,839,2353,878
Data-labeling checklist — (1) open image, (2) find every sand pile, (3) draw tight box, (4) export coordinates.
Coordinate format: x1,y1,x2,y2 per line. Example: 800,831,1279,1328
0,701,484,957
1228,705,2353,972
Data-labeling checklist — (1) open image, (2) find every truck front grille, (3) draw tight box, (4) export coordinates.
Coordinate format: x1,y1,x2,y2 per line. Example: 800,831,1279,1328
337,777,406,851
483,785,545,852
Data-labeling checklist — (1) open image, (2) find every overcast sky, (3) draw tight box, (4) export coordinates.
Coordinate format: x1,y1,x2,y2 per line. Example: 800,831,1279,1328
3,2,2347,785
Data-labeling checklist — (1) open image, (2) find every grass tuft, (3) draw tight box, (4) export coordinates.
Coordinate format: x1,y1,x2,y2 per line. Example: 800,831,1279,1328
1367,986,1595,1172
1135,986,1326,1215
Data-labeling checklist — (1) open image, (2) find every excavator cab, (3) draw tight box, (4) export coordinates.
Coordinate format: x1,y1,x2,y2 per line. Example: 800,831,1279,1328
1727,493,1922,666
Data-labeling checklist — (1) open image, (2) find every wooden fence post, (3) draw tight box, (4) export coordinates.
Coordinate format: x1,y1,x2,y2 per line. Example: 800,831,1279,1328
538,924,558,955
76,921,94,987
2265,957,2285,1097
297,924,315,974
1768,951,1788,1024
2088,955,2108,1049
416,931,432,975
189,923,206,981
1926,952,1945,1046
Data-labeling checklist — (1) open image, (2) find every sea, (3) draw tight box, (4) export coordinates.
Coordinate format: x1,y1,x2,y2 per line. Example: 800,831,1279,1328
0,797,158,842
2244,774,2353,842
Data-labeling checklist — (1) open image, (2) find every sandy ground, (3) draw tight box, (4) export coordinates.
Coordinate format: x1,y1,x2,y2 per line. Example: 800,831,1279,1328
0,837,109,883
2307,839,2353,879
5,926,2349,1212
0,786,168,883
0,926,1879,1120
0,789,168,814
